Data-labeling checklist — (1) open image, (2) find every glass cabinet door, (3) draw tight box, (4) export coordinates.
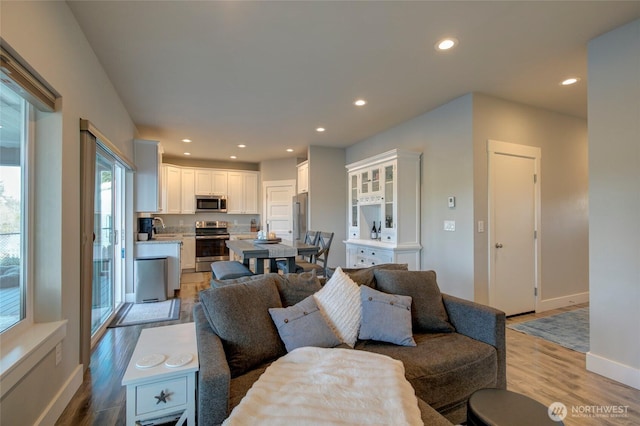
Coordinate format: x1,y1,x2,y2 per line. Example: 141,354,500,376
350,174,358,227
383,163,395,232
360,170,369,195
371,168,381,193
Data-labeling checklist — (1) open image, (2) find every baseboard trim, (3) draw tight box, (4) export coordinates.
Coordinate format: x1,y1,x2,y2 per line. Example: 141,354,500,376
587,352,640,390
35,364,83,425
537,291,589,312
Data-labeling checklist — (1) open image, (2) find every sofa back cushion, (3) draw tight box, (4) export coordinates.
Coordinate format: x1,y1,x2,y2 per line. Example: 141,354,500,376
374,270,454,333
199,274,286,377
329,263,409,288
210,272,280,288
277,270,322,307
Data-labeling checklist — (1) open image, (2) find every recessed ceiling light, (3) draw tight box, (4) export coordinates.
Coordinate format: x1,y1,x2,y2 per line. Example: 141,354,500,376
561,77,580,86
316,127,326,132
181,138,192,143
354,99,367,107
184,152,191,156
435,38,458,52
237,144,246,148
230,155,237,159
286,148,294,152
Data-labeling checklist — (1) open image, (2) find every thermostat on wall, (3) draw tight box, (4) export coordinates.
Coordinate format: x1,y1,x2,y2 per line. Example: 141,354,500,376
448,196,456,208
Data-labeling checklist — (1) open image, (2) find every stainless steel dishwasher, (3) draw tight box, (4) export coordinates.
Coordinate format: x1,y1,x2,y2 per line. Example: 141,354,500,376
134,257,168,303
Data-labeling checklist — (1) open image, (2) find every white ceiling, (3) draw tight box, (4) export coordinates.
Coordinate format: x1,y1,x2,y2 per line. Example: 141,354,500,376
67,1,640,163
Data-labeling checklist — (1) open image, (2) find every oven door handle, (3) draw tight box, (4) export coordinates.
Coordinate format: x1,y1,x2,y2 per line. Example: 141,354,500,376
195,235,229,240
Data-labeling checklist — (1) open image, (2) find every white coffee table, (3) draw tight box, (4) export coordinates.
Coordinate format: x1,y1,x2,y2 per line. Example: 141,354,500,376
122,322,198,426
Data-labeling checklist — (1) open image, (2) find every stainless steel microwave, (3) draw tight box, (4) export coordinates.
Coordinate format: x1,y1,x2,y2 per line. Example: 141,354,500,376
195,195,227,212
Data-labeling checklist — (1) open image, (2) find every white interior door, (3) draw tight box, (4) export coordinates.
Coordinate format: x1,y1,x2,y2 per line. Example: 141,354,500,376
489,140,540,316
263,180,295,240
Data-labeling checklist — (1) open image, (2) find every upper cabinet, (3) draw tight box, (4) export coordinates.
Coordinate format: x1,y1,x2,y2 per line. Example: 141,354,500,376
227,171,259,214
297,160,309,194
162,164,182,214
195,169,228,196
159,165,259,215
181,168,195,214
345,149,422,269
134,139,163,212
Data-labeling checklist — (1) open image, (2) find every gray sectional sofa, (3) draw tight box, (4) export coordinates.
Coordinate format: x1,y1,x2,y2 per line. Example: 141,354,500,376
194,264,506,425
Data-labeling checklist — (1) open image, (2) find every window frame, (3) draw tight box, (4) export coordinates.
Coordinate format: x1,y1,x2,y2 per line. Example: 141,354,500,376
0,95,34,338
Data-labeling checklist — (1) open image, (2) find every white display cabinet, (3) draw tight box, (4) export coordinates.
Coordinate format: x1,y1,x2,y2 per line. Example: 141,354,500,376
345,149,421,270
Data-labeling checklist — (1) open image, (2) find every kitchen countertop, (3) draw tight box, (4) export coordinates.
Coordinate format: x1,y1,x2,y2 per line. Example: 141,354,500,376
136,239,182,244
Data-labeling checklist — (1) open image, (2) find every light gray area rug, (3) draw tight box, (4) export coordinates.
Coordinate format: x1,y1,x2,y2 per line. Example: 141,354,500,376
108,299,180,327
508,307,589,353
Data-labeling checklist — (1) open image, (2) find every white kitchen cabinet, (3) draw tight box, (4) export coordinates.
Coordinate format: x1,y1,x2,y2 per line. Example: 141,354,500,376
163,165,182,214
181,168,195,214
297,160,309,194
345,149,422,270
181,235,196,270
134,139,163,212
227,171,259,214
195,169,228,196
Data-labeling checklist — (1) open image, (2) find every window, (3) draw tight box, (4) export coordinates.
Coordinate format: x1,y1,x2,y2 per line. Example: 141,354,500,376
0,82,29,333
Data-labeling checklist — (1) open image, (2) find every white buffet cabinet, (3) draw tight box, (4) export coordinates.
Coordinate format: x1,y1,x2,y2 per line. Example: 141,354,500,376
345,149,422,270
135,240,182,297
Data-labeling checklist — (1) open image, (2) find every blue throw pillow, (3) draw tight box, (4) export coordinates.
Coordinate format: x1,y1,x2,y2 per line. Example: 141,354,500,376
269,295,341,352
359,285,416,347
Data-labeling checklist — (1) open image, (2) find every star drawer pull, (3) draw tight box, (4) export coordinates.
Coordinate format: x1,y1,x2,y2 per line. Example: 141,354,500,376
154,389,172,404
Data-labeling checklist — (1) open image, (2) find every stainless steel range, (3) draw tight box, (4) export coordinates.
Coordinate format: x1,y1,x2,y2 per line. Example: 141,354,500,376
195,221,230,272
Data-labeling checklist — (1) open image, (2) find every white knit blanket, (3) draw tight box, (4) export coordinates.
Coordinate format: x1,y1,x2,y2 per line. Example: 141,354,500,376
223,347,423,426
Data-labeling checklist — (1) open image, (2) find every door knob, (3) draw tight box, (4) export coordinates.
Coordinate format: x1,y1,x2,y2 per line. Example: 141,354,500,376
495,243,503,249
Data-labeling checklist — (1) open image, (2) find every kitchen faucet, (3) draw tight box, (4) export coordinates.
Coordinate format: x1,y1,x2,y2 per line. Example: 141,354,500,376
153,217,166,229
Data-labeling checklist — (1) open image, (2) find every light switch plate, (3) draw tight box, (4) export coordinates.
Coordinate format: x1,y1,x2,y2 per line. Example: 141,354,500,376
477,220,485,233
444,220,456,231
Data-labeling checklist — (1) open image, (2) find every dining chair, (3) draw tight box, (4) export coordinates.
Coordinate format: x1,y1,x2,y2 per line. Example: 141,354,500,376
276,230,319,273
293,231,334,277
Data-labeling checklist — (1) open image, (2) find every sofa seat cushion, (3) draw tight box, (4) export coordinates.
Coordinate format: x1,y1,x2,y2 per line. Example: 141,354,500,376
229,363,270,413
355,332,498,413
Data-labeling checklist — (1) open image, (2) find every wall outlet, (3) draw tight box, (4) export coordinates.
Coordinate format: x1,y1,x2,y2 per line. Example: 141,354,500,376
444,220,456,231
55,342,62,365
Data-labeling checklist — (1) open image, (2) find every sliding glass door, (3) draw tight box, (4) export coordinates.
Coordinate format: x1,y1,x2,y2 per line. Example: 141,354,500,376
91,147,124,336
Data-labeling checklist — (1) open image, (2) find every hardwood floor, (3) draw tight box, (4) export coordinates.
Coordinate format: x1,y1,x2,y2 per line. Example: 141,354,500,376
55,273,210,426
56,277,640,425
506,305,640,425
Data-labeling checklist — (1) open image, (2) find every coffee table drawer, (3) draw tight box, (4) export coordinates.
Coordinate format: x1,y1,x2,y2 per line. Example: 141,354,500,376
136,377,187,416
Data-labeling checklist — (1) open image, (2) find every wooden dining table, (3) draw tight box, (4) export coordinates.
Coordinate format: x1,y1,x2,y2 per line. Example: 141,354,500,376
226,239,320,274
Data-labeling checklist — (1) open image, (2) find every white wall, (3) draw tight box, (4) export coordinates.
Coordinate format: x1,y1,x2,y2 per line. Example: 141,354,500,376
0,2,137,424
587,19,640,390
260,157,298,182
347,94,476,299
308,146,347,269
347,92,589,307
472,94,589,307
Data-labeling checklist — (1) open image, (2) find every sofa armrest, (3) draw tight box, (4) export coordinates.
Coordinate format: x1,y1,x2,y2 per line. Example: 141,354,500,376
194,303,231,425
442,294,506,389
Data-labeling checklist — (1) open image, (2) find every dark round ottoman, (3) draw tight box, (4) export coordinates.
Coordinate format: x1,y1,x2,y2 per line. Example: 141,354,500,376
467,388,564,425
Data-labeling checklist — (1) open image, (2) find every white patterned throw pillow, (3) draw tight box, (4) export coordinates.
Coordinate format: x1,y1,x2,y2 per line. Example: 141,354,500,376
313,266,362,347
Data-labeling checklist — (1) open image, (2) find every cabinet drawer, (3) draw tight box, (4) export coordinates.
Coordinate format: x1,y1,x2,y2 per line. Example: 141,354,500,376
136,376,187,416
